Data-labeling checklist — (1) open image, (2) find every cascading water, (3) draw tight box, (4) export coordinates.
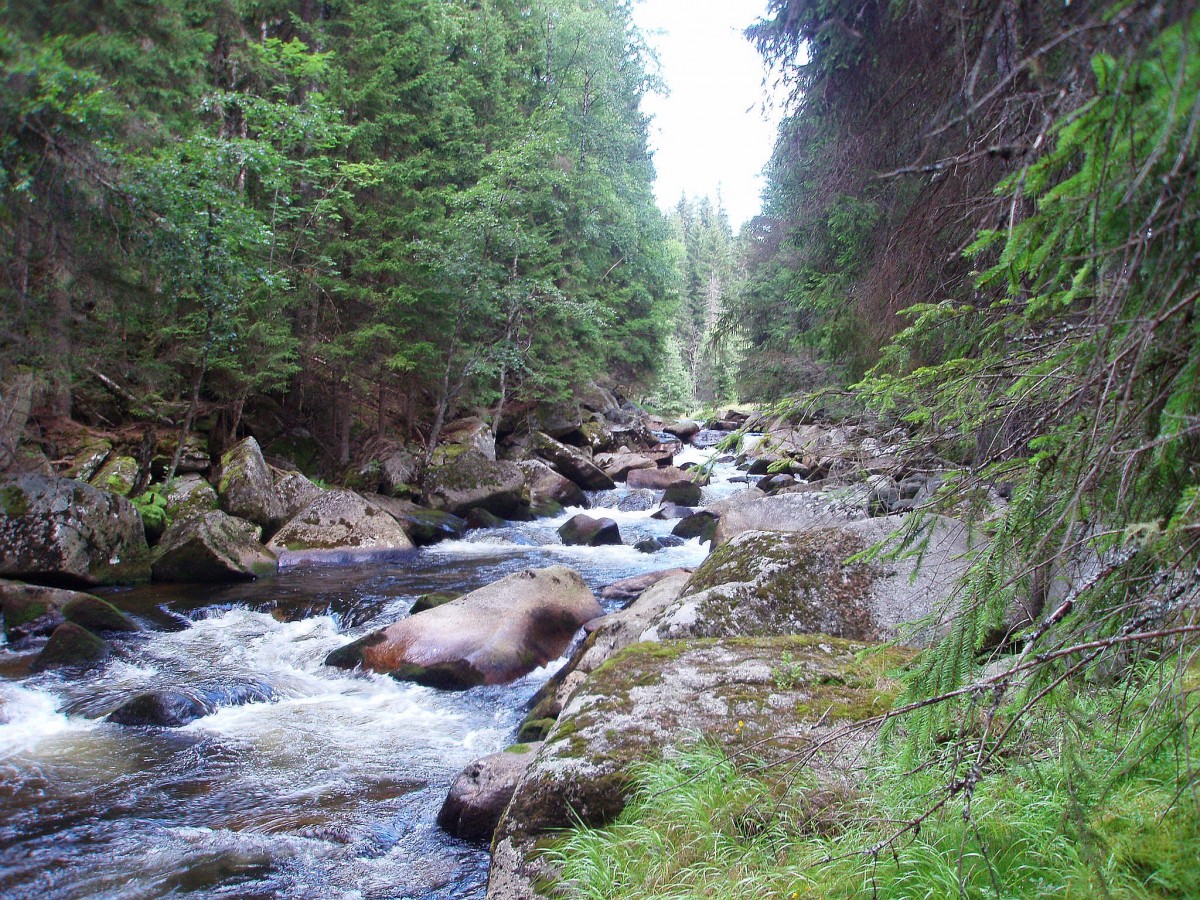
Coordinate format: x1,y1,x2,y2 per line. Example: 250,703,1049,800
0,448,749,900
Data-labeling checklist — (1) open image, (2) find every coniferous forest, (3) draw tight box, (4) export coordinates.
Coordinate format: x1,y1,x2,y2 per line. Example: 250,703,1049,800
2,1,1199,898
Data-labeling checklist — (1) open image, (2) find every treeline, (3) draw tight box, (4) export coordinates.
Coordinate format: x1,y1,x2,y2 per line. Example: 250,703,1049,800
0,0,673,469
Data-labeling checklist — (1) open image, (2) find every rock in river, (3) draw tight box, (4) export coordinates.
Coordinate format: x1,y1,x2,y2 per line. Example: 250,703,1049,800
325,566,603,688
267,490,414,565
153,510,278,582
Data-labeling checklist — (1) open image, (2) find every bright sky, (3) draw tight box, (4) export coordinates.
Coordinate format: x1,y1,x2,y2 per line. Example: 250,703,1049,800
632,0,782,229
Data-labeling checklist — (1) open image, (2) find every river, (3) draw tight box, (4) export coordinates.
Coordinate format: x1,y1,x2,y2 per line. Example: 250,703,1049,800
0,442,744,900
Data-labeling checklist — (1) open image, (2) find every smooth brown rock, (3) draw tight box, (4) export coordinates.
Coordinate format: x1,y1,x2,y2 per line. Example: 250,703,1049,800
325,566,603,688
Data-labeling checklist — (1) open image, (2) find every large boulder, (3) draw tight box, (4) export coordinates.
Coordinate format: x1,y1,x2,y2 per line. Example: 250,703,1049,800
364,494,467,546
325,566,603,688
709,487,868,545
533,433,614,491
519,460,588,510
1,580,80,641
65,440,112,482
490,635,912,899
438,417,498,462
438,744,543,841
216,437,286,529
661,481,703,506
153,510,278,582
0,475,150,586
423,449,529,519
160,474,219,525
267,491,414,565
626,466,706,490
644,517,975,646
274,471,324,521
593,451,658,482
663,420,702,441
557,514,622,547
520,573,692,741
600,568,691,603
61,593,139,633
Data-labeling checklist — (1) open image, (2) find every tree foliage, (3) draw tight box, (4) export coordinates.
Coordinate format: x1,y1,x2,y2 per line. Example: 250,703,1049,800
0,0,672,465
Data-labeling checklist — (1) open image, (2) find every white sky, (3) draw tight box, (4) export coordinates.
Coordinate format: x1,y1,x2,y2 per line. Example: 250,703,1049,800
632,0,782,229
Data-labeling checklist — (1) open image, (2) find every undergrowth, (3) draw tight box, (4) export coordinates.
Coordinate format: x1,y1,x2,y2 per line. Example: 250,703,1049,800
550,671,1200,899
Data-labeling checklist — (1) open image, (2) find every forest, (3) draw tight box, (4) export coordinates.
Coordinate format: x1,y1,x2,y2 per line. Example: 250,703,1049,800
2,0,1199,898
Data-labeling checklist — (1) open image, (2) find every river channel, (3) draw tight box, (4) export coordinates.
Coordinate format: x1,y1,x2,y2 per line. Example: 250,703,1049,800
0,443,744,899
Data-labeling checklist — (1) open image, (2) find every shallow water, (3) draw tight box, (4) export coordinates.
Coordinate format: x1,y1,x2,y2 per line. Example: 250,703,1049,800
0,451,741,899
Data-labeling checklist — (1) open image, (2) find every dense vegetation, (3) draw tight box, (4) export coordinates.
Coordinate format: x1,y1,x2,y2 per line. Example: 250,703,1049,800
0,0,674,471
555,1,1200,897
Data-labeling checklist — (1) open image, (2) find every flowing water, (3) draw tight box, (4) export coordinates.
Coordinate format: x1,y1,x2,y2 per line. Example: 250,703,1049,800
0,446,745,900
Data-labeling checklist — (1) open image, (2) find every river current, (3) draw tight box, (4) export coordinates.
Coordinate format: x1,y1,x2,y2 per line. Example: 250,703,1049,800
0,443,744,899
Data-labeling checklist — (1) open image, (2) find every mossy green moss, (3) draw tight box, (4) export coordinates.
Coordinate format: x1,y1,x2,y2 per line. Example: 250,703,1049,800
1,484,30,517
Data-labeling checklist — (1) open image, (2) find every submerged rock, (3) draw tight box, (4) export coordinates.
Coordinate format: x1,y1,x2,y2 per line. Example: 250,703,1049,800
107,690,207,727
0,475,151,586
31,622,110,672
325,565,603,688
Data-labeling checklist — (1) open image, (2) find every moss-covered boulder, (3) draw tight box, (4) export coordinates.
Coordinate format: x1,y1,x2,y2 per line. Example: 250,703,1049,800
557,514,622,547
65,440,112,482
491,635,913,898
216,437,286,529
519,460,588,511
645,518,974,646
422,449,529,519
439,416,498,461
521,572,691,739
0,475,150,586
1,580,69,641
30,622,110,672
325,565,603,688
266,490,414,565
62,594,139,633
533,433,615,492
89,455,139,496
156,432,211,475
153,510,278,582
661,481,702,506
160,474,219,525
274,471,324,521
365,494,467,546
438,743,543,842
